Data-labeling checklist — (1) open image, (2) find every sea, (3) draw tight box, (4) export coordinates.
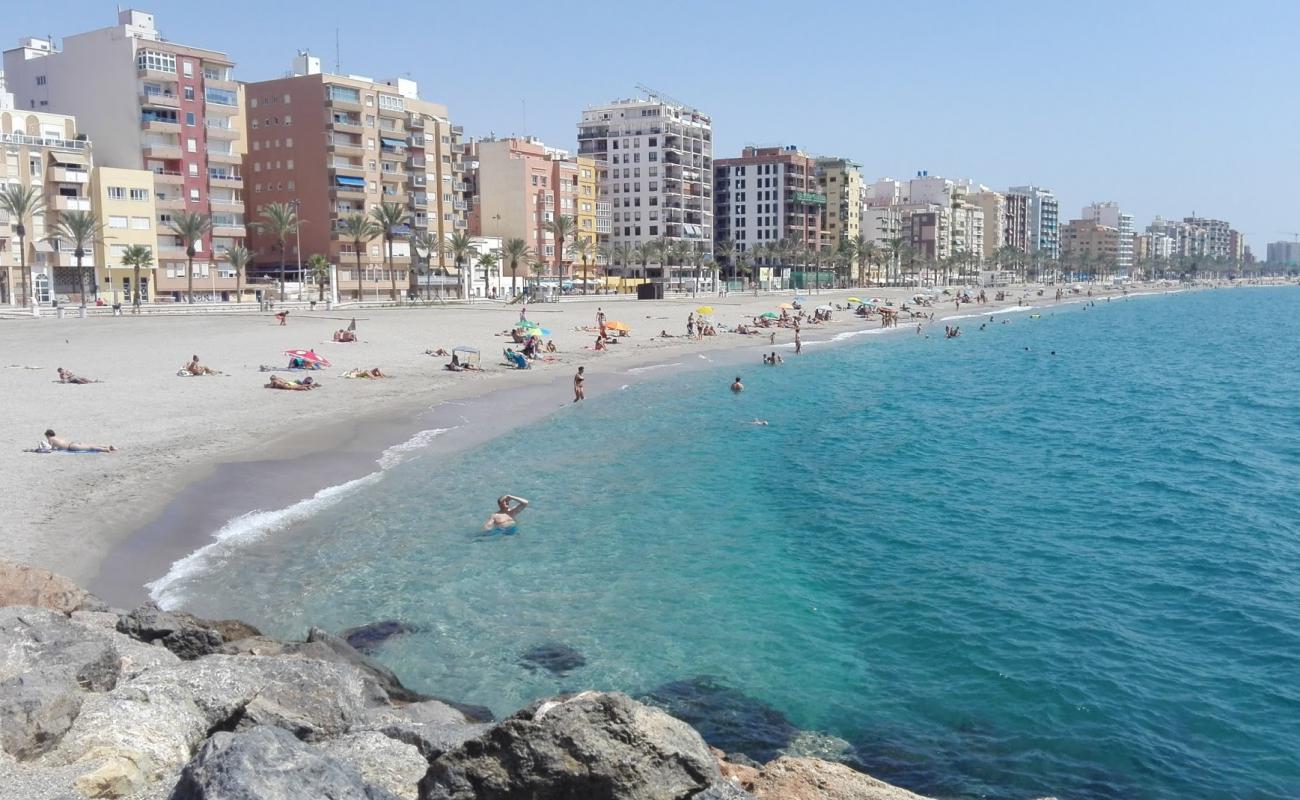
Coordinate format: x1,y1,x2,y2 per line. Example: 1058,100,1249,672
148,286,1300,800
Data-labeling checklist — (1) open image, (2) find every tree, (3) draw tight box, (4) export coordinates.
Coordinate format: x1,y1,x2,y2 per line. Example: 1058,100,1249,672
572,235,595,294
46,210,105,306
252,202,300,302
667,240,691,292
713,239,735,286
167,211,213,304
858,237,880,286
501,238,531,297
225,245,250,303
410,232,439,300
368,201,410,301
306,254,330,301
606,241,634,283
885,236,908,286
443,231,478,299
529,259,547,295
544,215,577,288
120,244,153,313
734,248,752,286
0,184,46,307
476,250,499,298
636,240,661,283
338,213,380,301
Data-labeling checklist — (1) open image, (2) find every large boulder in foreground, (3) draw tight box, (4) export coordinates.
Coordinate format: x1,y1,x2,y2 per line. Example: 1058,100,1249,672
116,604,225,661
0,559,107,615
419,691,722,800
168,725,400,800
738,756,931,800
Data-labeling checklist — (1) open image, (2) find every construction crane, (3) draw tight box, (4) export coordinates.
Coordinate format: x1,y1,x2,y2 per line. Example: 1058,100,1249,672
1278,231,1300,242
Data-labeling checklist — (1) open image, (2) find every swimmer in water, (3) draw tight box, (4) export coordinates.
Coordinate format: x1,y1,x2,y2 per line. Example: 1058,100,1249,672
731,376,744,393
483,494,529,531
749,419,769,426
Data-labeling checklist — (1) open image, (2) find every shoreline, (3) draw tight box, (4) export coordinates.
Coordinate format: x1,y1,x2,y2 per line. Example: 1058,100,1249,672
0,282,1215,606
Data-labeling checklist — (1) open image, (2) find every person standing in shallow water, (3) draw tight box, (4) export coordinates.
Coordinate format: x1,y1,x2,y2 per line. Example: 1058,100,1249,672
573,366,585,403
731,376,744,393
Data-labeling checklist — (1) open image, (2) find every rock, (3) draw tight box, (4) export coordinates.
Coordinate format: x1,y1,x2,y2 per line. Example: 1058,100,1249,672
72,747,149,799
168,726,400,800
216,636,293,657
419,691,721,800
202,619,261,643
518,642,586,676
695,782,758,799
304,627,429,704
639,676,801,764
0,559,107,615
741,757,931,800
340,620,419,655
69,611,122,632
319,731,426,800
0,673,84,760
0,607,121,691
116,605,223,661
359,701,491,761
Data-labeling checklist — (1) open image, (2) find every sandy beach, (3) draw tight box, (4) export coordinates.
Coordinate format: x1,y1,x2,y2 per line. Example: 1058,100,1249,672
0,284,1158,593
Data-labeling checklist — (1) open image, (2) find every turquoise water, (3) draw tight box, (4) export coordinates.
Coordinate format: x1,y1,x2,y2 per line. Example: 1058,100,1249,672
158,287,1300,799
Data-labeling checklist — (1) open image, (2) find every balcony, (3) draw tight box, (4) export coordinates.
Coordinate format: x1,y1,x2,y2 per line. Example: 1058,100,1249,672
331,185,366,199
328,137,364,155
212,224,245,237
208,173,243,188
210,200,243,214
158,244,188,259
412,194,428,208
140,90,179,109
143,143,182,160
205,150,242,166
205,123,240,141
453,199,466,210
137,66,179,83
408,116,425,129
409,175,426,188
204,77,238,93
155,196,186,210
50,167,90,184
330,162,365,176
50,196,92,212
326,95,363,112
141,118,180,134
330,118,363,134
454,218,467,229
453,181,467,192
408,157,426,169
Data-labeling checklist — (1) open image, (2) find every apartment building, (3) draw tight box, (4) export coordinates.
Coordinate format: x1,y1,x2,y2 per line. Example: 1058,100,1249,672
242,52,466,299
0,79,95,305
4,10,248,302
714,145,824,264
1266,241,1300,267
92,166,158,303
1080,201,1134,273
1007,185,1059,260
578,93,712,285
1060,219,1121,271
814,157,861,244
1002,192,1031,253
472,137,598,278
1182,216,1234,260
969,189,1006,260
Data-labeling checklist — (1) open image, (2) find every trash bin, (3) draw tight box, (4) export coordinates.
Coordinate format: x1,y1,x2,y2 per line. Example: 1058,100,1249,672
78,306,87,319
637,283,664,300
57,306,65,319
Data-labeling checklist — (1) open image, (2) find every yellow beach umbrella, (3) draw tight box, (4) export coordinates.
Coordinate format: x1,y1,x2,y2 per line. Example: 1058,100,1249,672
695,306,714,316
847,297,863,304
606,321,630,332
778,302,794,310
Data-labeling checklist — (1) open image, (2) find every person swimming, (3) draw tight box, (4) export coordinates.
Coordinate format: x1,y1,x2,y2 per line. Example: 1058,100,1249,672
483,494,529,532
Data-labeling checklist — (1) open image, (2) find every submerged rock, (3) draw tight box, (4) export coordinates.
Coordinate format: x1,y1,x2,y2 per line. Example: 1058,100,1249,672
341,620,419,655
639,675,801,763
169,725,400,800
518,642,587,676
420,691,723,800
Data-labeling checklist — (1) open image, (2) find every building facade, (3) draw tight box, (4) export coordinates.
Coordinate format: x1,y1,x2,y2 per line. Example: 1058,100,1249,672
714,145,824,263
1266,241,1300,267
1002,192,1031,254
241,52,466,299
1007,185,1059,260
92,166,158,303
5,10,248,302
814,157,861,245
1060,219,1120,272
969,189,1006,261
1080,202,1134,273
0,83,94,305
577,94,712,286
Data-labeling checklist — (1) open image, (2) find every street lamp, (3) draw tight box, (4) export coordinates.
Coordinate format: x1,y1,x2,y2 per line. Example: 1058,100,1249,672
289,199,303,302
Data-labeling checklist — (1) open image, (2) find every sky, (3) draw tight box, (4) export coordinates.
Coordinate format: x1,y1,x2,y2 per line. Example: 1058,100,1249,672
8,0,1299,249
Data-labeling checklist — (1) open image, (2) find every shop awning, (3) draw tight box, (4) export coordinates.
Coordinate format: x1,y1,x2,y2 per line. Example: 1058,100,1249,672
380,138,405,149
34,241,55,253
335,175,365,187
50,150,88,165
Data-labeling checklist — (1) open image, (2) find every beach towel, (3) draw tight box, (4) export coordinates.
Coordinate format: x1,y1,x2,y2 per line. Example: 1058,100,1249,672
24,446,107,455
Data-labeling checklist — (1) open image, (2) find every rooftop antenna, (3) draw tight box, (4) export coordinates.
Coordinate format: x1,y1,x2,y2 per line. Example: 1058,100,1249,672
334,28,340,74
634,82,696,113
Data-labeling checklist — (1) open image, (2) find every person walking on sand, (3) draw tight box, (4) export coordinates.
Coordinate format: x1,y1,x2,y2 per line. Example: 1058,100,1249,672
596,307,606,328
44,429,115,452
731,376,744,393
484,494,529,531
573,366,586,403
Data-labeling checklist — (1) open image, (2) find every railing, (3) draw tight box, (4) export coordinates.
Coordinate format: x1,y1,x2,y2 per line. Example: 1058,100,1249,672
0,132,88,150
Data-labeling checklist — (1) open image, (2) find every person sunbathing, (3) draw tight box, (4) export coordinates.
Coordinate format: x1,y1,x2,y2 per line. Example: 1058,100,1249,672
56,367,97,384
333,329,357,342
266,375,317,390
343,367,387,379
44,429,115,452
184,355,220,375
426,347,451,356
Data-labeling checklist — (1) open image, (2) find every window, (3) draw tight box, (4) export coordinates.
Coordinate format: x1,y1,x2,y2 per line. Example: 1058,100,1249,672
136,50,177,73
131,216,150,230
130,188,148,201
108,215,128,229
252,141,260,151
188,164,199,176
284,93,291,104
329,85,360,103
204,87,237,106
187,138,197,153
189,188,200,201
284,115,292,125
285,138,293,147
35,75,45,86
182,60,194,77
286,160,294,170
378,94,404,111
185,112,196,126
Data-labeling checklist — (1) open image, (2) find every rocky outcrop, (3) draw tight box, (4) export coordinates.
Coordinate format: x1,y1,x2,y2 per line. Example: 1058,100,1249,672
0,563,938,800
0,559,108,615
419,691,724,800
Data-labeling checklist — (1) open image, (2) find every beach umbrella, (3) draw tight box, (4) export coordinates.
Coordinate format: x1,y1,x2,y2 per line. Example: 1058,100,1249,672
606,321,630,332
760,311,779,319
778,302,794,310
696,306,714,316
516,319,536,328
284,348,331,367
846,297,862,304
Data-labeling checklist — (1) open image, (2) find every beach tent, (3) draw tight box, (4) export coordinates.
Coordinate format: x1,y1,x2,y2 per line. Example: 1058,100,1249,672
452,346,480,367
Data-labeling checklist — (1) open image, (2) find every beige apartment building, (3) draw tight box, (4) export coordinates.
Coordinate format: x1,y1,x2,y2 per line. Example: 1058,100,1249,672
92,166,158,303
4,9,249,302
815,157,862,245
242,52,466,299
1060,219,1121,269
0,88,94,305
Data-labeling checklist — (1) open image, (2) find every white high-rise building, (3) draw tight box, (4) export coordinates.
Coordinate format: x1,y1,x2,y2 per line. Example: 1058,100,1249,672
1008,185,1059,260
1081,201,1134,273
577,93,712,287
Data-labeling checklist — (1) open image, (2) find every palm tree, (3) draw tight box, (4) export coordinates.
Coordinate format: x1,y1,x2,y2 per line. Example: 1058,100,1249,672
306,254,330,301
606,241,635,282
443,231,478,299
713,239,735,287
167,211,212,304
225,245,250,303
0,184,46,307
410,232,439,300
252,202,300,302
572,236,595,294
46,210,105,306
885,236,908,286
858,238,880,286
636,239,661,283
476,250,499,299
120,244,154,313
544,215,577,288
529,259,548,295
734,247,752,288
368,201,410,301
501,238,531,297
338,213,380,301
667,240,691,293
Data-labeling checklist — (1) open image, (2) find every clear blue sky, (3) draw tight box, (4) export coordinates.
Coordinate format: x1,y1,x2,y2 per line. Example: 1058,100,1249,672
11,1,1299,249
